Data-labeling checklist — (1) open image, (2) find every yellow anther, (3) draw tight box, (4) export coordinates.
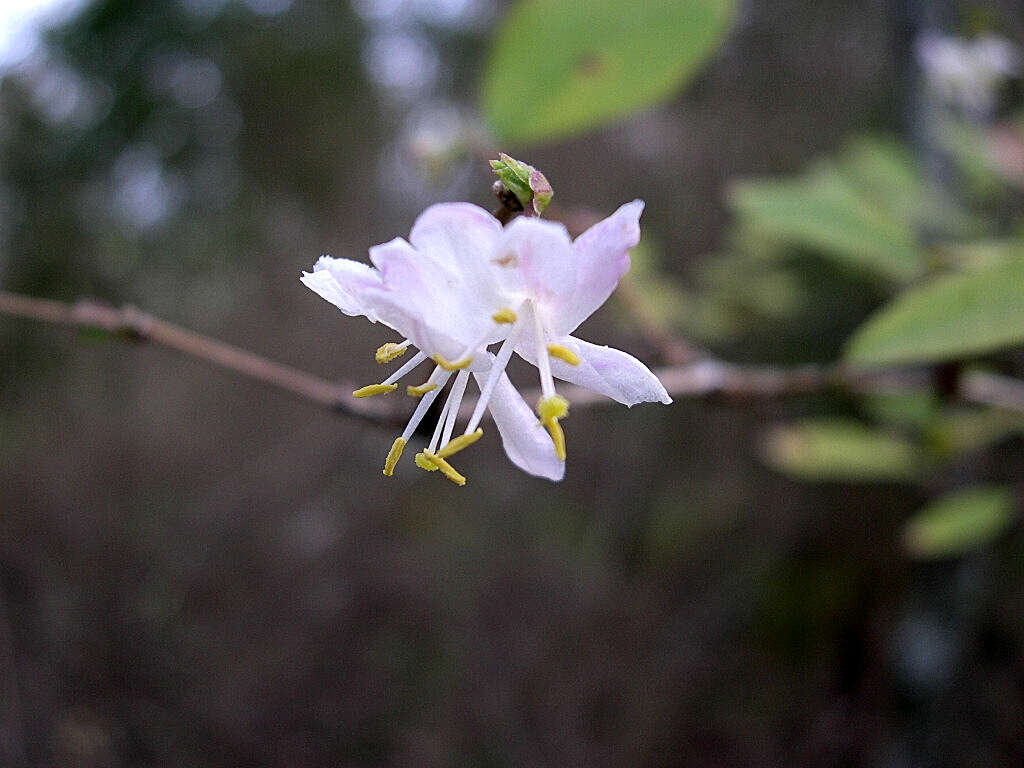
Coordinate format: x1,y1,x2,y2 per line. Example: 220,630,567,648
492,307,518,324
422,451,467,486
438,428,483,459
432,353,473,371
406,382,439,397
544,418,567,461
375,342,408,364
383,437,406,476
536,394,569,423
415,452,438,471
546,343,580,366
352,383,398,398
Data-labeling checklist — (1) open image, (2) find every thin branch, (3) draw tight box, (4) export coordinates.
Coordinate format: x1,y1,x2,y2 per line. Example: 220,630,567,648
614,274,704,365
3,291,1024,425
0,291,400,425
513,361,931,413
960,370,1024,414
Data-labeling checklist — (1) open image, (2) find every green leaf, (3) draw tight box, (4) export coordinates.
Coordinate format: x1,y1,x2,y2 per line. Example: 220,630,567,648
482,0,734,144
860,392,939,430
845,256,1024,365
903,485,1015,560
763,419,921,483
730,162,924,282
941,237,1024,271
839,136,982,239
925,407,1024,458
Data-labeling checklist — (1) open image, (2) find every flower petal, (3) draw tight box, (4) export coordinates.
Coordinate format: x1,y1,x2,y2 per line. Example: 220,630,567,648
517,335,671,406
495,216,576,324
300,255,384,321
409,202,503,273
558,200,644,333
366,237,492,357
409,202,506,319
474,368,565,481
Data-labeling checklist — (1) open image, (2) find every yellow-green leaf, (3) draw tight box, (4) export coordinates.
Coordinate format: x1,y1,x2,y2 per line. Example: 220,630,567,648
482,0,734,144
730,163,924,282
845,257,1024,365
763,419,921,483
903,485,1015,559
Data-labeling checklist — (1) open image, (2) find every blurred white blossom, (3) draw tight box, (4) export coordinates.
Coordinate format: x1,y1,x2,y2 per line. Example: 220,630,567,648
916,33,1019,118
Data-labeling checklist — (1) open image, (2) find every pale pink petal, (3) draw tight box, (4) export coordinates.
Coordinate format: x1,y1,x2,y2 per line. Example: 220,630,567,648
368,237,490,352
475,369,565,481
517,335,671,406
494,216,576,318
408,202,507,327
300,255,384,320
558,200,644,334
409,202,503,273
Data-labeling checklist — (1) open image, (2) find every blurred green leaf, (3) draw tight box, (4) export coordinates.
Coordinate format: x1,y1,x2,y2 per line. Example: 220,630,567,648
861,392,939,430
936,120,1007,199
482,0,734,144
840,137,983,238
903,485,1015,560
925,406,1024,458
730,163,924,282
940,237,1024,270
763,419,921,482
845,256,1024,365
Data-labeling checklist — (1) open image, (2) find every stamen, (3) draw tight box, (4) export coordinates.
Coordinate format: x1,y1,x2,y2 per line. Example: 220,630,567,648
544,419,566,461
422,451,467,486
352,383,397,398
536,394,569,423
400,369,452,442
546,343,580,366
427,382,454,455
438,429,483,458
381,351,427,386
406,382,438,397
432,353,473,371
383,437,406,476
465,335,517,435
492,307,518,324
375,341,409,364
440,370,469,448
415,453,438,471
536,394,569,461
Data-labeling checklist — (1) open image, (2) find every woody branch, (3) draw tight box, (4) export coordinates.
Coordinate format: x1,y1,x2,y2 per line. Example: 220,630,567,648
2,290,1022,422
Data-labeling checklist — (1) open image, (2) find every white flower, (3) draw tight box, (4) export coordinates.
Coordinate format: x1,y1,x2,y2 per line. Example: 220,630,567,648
302,200,671,484
916,33,1019,117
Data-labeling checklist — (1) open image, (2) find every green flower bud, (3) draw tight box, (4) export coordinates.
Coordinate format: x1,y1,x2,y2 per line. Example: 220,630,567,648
490,153,553,215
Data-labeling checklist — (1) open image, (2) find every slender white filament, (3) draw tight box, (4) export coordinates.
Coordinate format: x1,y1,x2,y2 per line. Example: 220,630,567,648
400,368,451,441
381,350,427,385
427,388,452,453
440,369,469,448
464,334,517,435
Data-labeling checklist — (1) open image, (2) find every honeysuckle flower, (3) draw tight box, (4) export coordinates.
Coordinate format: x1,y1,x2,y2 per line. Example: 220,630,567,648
302,200,671,484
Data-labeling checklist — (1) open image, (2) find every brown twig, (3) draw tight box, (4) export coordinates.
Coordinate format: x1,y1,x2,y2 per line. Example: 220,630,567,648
614,274,704,365
960,370,1024,414
510,361,931,414
0,291,400,425
3,291,1024,424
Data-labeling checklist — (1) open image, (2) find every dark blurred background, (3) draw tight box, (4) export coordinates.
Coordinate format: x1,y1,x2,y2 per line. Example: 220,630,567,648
1,0,1023,766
